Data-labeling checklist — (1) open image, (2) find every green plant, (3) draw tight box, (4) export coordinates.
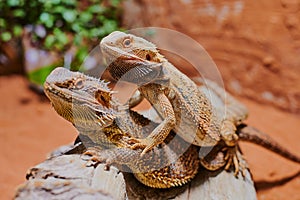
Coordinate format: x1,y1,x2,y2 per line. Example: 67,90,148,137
0,0,123,84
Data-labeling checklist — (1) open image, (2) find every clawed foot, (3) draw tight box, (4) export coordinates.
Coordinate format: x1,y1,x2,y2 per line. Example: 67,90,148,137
224,146,248,177
129,138,155,156
83,147,112,170
200,150,227,171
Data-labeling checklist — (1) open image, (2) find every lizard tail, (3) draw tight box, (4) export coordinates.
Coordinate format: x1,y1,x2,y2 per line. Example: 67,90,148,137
237,124,300,163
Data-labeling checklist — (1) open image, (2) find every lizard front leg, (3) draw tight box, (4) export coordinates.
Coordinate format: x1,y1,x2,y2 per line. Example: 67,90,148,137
84,145,172,171
84,146,142,169
131,89,176,156
84,143,200,189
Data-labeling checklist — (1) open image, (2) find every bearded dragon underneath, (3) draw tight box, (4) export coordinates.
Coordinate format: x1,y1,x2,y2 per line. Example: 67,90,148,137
44,67,201,188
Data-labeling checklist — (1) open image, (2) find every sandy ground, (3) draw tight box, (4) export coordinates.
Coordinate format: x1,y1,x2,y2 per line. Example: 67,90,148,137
0,76,77,199
0,75,299,199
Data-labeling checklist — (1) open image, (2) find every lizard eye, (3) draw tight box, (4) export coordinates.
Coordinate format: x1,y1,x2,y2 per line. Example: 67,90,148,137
74,78,84,89
123,38,131,47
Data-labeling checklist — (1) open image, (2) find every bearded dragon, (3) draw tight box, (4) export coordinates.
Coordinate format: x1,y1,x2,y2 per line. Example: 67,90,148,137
44,67,201,188
100,31,300,176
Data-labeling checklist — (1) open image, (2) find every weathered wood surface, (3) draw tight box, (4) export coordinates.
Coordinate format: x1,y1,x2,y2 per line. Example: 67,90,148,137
15,153,126,200
14,144,257,200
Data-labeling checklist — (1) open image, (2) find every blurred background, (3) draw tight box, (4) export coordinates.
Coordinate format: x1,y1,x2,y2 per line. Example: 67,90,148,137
1,0,300,199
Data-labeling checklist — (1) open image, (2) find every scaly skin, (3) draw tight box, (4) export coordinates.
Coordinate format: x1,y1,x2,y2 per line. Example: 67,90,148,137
100,31,248,175
101,31,219,149
44,67,200,188
100,31,300,176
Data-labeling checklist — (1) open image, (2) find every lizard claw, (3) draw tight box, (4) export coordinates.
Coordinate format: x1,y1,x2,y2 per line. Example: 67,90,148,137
224,146,248,178
83,147,112,170
126,137,142,145
130,138,155,156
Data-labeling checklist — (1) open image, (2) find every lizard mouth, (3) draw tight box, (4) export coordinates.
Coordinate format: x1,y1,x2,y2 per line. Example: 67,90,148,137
101,44,146,63
119,60,163,86
44,81,115,128
101,45,164,85
99,31,169,86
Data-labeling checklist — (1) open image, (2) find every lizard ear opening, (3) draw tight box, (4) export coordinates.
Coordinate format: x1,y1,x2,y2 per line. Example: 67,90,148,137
146,54,151,61
95,90,112,108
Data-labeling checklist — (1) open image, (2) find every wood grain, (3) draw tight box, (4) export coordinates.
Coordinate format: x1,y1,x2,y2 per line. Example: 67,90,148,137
14,144,257,200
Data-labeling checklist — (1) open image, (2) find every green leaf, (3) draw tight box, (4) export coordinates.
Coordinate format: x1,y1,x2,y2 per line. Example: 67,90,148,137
89,28,103,37
54,29,68,45
0,18,6,28
62,10,77,22
87,4,105,13
97,15,105,23
53,42,64,51
61,0,76,6
0,0,122,53
37,0,47,4
13,9,25,17
73,34,82,46
109,0,122,7
27,65,58,85
43,1,53,9
44,35,55,49
75,47,88,63
1,32,12,42
7,0,23,6
40,12,50,22
51,0,61,5
45,20,54,28
13,25,23,36
79,12,93,23
29,0,38,7
71,23,81,33
52,6,65,14
53,28,62,35
102,20,117,33
40,12,55,28
79,30,89,37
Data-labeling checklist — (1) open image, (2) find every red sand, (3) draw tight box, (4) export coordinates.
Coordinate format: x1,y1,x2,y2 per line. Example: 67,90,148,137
0,75,299,199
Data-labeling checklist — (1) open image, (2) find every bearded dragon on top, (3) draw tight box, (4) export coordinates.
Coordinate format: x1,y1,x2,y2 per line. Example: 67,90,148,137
100,31,300,176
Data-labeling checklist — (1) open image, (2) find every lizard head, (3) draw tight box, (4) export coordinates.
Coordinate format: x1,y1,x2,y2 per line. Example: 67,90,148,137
100,31,166,85
44,67,116,129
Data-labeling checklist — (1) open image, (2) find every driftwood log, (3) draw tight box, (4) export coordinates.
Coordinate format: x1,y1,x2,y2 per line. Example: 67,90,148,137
14,143,257,200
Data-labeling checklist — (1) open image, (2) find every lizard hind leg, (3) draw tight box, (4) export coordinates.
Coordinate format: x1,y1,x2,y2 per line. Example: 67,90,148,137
217,120,249,177
223,146,249,177
200,148,227,171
